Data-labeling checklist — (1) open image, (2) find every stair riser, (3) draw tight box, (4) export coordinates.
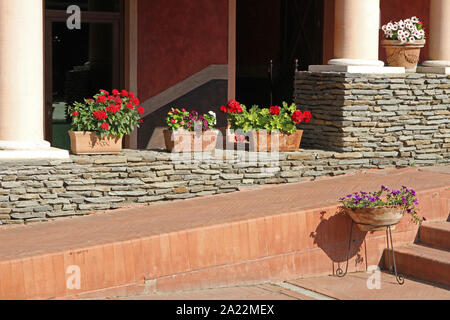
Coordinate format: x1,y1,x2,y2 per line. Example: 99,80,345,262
420,226,450,250
385,250,450,287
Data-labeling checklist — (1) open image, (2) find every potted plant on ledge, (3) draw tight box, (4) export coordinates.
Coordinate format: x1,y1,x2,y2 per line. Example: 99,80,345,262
164,108,218,153
68,89,145,155
339,186,424,232
381,16,426,71
220,100,311,152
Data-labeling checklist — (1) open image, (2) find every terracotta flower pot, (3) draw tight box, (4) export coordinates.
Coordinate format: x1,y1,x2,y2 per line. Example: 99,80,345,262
343,205,406,232
163,129,218,153
382,39,426,71
249,130,303,152
68,131,123,155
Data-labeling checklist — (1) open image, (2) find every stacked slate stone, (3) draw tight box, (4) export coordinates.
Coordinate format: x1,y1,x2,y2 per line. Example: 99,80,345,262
0,146,447,226
294,72,450,166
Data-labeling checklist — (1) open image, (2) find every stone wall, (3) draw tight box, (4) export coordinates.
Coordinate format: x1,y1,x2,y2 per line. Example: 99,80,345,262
0,149,440,226
294,72,450,166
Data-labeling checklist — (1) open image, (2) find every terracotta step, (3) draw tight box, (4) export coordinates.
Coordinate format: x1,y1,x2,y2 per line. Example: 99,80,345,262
419,222,450,250
386,244,450,287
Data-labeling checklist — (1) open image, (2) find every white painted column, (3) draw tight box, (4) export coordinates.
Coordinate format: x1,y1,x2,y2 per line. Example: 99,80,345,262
422,0,450,67
0,0,49,150
328,0,384,67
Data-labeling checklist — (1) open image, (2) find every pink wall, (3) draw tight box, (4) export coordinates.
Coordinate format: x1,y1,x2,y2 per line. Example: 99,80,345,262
137,0,229,102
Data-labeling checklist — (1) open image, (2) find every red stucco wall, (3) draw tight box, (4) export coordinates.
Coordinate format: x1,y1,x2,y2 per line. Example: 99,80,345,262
137,0,229,102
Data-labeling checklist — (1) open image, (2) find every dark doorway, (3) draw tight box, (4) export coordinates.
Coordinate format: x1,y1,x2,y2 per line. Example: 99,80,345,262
44,0,123,150
236,0,324,107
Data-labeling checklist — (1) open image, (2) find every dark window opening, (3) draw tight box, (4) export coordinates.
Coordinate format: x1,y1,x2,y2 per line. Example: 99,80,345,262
236,0,324,107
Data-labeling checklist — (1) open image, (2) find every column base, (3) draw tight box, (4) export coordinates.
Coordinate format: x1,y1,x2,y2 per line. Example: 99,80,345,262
422,60,450,67
0,148,70,160
417,65,450,75
0,140,51,150
0,140,70,160
308,65,405,74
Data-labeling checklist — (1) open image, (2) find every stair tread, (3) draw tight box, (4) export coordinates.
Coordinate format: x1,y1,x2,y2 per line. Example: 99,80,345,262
394,244,450,263
421,221,450,232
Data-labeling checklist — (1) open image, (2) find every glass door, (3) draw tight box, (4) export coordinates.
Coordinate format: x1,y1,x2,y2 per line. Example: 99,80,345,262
45,3,122,150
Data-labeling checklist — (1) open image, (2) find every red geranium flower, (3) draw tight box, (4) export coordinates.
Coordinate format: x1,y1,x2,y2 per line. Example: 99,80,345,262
291,110,304,124
107,95,114,101
106,104,120,114
129,92,135,99
138,106,145,115
93,110,108,120
227,99,243,114
121,90,129,97
112,89,120,95
220,105,228,113
72,111,79,117
97,95,107,104
126,102,134,110
303,111,312,123
100,122,110,130
99,89,109,95
270,106,280,116
114,96,122,104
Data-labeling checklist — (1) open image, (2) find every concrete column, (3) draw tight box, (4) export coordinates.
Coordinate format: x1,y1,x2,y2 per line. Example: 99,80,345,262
0,0,49,150
422,0,450,67
328,0,384,66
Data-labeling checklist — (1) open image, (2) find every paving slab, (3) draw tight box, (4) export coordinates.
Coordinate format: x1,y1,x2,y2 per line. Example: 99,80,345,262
288,272,450,300
115,284,311,301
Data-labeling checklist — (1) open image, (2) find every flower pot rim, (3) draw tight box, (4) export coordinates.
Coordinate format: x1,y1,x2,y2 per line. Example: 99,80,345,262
163,129,219,133
68,130,121,138
381,39,426,48
343,205,407,211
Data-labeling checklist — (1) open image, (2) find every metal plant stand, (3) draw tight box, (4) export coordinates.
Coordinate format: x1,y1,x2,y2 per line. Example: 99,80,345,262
336,220,405,285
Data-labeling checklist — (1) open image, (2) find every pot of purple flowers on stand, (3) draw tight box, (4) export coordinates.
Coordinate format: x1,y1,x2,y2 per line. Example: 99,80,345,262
338,186,424,285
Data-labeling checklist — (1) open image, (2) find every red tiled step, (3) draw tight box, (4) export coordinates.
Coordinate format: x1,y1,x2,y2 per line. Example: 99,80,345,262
387,244,450,287
419,222,450,250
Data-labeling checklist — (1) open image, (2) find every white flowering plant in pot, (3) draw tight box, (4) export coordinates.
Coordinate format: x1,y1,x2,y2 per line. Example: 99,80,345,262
382,16,426,44
381,16,426,70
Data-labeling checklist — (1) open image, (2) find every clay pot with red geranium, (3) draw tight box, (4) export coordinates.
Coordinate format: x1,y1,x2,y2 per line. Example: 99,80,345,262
68,89,145,155
220,100,311,152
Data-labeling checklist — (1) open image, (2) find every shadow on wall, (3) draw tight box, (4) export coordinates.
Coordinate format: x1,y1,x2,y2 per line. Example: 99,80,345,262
138,80,228,150
310,208,369,275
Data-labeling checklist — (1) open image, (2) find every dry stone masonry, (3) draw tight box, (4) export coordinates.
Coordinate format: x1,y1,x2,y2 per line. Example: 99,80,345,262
295,72,450,165
0,147,447,226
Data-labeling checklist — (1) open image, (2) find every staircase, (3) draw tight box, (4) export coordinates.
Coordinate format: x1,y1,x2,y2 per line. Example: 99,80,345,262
386,221,450,287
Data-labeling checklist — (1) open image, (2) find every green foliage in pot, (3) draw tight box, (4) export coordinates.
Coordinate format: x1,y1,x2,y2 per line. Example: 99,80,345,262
220,100,312,134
